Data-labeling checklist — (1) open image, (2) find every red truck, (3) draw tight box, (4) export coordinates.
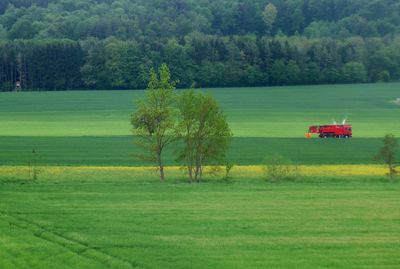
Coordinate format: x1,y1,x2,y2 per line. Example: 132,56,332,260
307,124,352,138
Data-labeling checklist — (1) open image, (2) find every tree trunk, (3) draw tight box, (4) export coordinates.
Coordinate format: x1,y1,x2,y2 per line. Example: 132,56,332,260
187,163,193,183
389,164,396,181
199,165,203,181
194,156,201,183
197,154,203,182
160,164,165,182
157,152,165,182
194,165,199,182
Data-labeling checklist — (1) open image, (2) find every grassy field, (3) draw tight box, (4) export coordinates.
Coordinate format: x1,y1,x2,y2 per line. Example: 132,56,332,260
0,83,399,166
1,175,400,269
0,136,389,166
1,83,400,268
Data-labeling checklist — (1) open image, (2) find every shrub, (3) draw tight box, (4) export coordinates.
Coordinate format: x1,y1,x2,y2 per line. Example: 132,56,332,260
264,155,299,182
222,162,234,182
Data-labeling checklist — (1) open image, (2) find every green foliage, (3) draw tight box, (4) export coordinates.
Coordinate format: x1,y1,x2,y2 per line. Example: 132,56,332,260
0,1,399,90
0,36,400,90
80,39,108,88
374,134,398,179
131,64,177,181
264,154,299,182
341,62,368,83
0,24,7,39
377,70,391,82
262,3,277,35
0,39,83,91
270,60,287,85
176,90,232,182
304,21,339,38
1,0,399,39
223,162,234,181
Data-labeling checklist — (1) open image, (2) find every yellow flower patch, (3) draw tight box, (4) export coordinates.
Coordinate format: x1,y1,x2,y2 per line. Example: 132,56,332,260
0,164,389,180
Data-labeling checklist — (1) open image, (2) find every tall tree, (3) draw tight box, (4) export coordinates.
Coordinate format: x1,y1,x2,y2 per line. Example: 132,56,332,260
81,40,109,88
262,3,277,36
176,90,232,182
131,64,177,181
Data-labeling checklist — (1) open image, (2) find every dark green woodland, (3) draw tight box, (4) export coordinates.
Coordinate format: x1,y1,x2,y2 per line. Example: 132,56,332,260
1,0,400,91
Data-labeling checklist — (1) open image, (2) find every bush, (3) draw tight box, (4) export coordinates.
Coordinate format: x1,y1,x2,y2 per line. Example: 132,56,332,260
222,162,234,182
264,155,300,182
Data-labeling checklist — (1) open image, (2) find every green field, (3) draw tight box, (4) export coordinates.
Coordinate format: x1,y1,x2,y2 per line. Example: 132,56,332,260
0,83,399,166
1,84,400,269
1,176,400,269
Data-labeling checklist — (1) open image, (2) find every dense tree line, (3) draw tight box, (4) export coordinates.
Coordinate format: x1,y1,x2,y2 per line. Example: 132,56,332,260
1,0,399,39
0,39,82,90
0,0,400,90
1,35,399,91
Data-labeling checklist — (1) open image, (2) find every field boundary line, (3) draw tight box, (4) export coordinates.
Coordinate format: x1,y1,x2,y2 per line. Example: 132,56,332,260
0,211,139,269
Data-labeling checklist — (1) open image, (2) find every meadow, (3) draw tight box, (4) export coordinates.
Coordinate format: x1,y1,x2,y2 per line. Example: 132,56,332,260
0,83,399,166
1,83,400,269
1,176,400,269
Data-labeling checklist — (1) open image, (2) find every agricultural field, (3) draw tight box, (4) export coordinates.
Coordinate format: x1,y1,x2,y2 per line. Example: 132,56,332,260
1,176,400,269
0,83,399,166
1,83,400,268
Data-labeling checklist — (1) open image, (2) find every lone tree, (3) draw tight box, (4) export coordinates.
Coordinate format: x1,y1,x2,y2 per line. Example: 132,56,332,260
131,64,177,181
374,134,398,180
176,90,232,183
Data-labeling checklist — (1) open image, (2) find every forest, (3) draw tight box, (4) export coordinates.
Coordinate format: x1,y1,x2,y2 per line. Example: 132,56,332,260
0,0,400,90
